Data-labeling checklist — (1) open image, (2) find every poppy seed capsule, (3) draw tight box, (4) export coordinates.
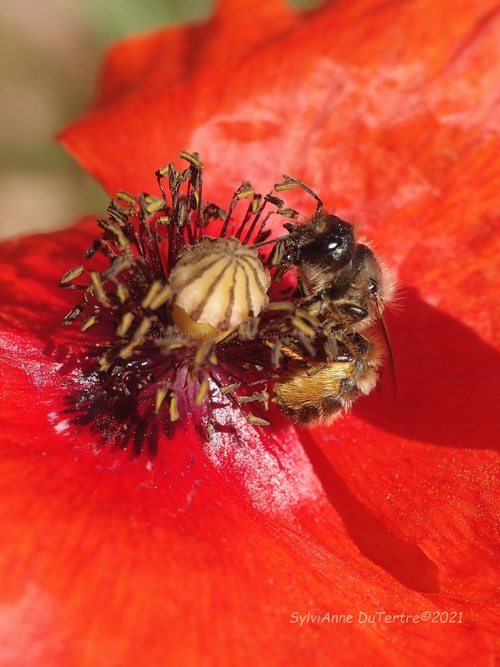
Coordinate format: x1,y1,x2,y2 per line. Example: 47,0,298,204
168,236,271,336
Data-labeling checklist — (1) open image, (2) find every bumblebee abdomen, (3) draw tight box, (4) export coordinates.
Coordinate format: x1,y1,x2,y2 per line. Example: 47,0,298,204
273,362,354,426
273,345,380,426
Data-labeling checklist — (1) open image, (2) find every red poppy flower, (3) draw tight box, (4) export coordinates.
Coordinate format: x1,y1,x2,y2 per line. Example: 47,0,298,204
2,0,500,664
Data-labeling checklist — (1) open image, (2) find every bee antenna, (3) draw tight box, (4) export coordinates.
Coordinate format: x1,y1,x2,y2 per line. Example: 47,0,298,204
276,176,323,216
251,231,301,250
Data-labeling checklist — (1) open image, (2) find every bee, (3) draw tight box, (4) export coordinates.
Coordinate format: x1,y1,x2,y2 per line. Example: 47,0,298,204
269,210,394,425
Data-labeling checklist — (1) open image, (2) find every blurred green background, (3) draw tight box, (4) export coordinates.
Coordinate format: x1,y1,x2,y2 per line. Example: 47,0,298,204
0,0,319,239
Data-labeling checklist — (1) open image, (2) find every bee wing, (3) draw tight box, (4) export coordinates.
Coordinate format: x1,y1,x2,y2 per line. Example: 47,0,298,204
375,298,396,399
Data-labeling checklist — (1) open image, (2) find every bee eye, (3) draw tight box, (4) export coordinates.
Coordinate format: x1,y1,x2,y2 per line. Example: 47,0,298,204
301,235,342,258
301,224,354,266
325,235,347,259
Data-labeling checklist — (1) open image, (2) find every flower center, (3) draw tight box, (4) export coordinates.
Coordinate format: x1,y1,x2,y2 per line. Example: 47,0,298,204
168,236,270,338
59,151,392,453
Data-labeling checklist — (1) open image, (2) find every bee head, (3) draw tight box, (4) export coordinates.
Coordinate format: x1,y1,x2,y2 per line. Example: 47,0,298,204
288,214,355,271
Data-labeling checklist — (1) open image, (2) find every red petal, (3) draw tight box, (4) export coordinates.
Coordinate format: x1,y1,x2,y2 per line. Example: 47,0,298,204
2,224,493,665
59,0,299,198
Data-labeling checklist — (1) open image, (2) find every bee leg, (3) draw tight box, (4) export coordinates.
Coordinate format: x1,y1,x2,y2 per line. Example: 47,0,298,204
297,276,311,297
296,290,330,313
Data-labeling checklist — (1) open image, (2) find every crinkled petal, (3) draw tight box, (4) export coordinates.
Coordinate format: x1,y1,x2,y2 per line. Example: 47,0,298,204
1,223,494,665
